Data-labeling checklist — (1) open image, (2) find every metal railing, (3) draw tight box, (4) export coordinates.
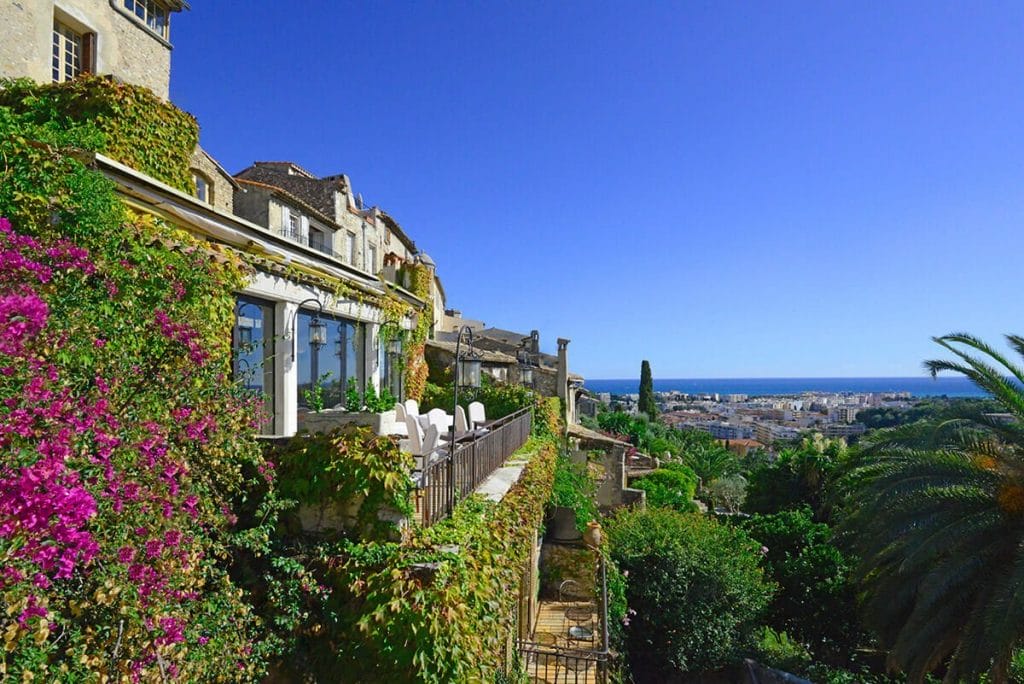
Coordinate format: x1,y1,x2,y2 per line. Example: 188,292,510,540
516,553,612,683
280,226,336,258
418,406,532,526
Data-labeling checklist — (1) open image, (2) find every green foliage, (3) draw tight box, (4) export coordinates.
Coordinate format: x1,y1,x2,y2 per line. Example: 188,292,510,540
421,380,562,438
303,371,332,413
837,333,1024,682
0,76,199,192
706,473,748,512
362,381,396,413
639,359,657,420
345,376,361,412
745,440,844,517
742,508,861,665
607,507,774,678
268,426,414,538
402,264,432,401
282,438,559,683
0,80,272,680
550,454,599,532
857,398,1002,431
632,465,698,512
752,627,812,674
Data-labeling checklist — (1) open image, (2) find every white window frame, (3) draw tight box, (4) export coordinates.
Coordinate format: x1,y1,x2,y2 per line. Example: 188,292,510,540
346,232,356,265
122,0,169,39
191,171,212,204
52,19,83,83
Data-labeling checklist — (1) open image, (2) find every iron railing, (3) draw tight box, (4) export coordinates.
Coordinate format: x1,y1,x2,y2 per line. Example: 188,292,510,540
280,226,336,258
418,407,532,526
516,553,611,682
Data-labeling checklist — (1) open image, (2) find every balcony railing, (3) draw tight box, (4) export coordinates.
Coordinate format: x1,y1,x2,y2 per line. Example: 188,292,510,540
280,226,336,258
418,406,532,526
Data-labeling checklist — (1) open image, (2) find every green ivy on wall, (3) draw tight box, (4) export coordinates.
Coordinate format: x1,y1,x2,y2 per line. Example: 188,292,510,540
0,76,199,193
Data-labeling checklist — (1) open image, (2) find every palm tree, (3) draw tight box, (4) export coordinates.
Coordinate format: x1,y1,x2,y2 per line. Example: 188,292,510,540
840,333,1024,683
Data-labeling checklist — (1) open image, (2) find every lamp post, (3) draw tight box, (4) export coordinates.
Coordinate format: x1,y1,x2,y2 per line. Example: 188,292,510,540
451,326,481,503
518,331,539,388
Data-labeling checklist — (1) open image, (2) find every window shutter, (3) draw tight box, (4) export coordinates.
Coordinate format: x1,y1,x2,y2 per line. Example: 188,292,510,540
280,206,290,235
82,33,96,74
300,215,310,241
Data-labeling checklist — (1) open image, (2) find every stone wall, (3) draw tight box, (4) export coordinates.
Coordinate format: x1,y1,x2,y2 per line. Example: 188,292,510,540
1,0,176,99
189,147,235,214
233,185,271,229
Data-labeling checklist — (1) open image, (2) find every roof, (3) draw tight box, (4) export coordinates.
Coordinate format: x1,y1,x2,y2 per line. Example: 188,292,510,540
377,210,417,253
193,145,241,190
567,423,630,446
425,338,517,364
235,162,343,218
235,178,339,230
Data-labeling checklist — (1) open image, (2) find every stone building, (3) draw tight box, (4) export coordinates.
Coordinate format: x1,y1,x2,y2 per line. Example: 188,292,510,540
0,0,186,99
0,2,444,437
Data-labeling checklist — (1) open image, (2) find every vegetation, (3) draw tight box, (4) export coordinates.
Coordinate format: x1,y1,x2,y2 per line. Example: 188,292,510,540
421,379,561,438
745,436,846,518
631,463,699,512
638,359,657,420
607,507,773,679
268,426,415,539
838,333,1024,682
741,507,861,666
0,79,274,680
550,453,599,532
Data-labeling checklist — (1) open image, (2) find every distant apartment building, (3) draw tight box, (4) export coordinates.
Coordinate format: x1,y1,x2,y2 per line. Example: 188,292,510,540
0,0,186,99
754,423,803,444
704,421,754,440
830,406,860,424
824,423,867,439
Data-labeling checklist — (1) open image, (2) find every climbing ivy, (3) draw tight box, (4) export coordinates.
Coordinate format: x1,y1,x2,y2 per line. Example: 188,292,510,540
403,263,433,401
0,76,199,192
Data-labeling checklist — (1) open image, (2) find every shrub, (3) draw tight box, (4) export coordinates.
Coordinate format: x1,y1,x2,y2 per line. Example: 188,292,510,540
267,426,414,540
421,380,561,437
632,465,698,512
606,508,774,678
550,454,598,532
741,508,862,665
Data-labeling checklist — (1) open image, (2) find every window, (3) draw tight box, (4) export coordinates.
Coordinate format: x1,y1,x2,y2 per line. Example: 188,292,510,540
123,0,169,39
297,311,362,410
366,244,377,273
52,19,93,83
288,211,301,239
346,233,356,265
233,297,276,433
191,171,212,204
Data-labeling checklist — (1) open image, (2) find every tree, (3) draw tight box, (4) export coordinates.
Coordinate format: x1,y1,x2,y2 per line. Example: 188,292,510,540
607,508,773,679
839,333,1024,682
742,508,862,666
639,359,657,420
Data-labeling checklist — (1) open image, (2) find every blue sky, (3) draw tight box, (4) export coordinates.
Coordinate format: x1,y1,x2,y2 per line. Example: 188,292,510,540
170,2,1024,379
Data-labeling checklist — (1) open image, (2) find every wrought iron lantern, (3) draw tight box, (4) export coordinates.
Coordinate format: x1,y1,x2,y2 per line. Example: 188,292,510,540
291,297,327,361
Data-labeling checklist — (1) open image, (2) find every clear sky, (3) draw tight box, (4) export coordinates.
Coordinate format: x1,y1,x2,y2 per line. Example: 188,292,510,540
170,2,1024,379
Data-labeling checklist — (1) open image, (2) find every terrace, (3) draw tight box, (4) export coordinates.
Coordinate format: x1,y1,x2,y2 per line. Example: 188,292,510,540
517,550,612,683
404,405,533,526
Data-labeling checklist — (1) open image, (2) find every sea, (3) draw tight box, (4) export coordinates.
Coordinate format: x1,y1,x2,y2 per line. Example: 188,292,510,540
584,377,987,399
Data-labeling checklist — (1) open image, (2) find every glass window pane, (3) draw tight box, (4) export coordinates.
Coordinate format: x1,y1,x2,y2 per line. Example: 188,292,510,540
234,297,275,433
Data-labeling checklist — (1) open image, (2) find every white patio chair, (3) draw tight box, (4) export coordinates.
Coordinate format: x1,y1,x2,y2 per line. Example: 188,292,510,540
468,401,487,428
404,399,420,419
405,415,425,454
455,405,470,433
395,402,407,422
424,407,453,432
